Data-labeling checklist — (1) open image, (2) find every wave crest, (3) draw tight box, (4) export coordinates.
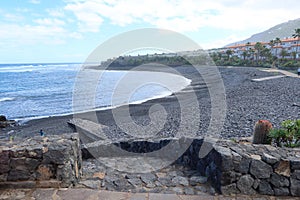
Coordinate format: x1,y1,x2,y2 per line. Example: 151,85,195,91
0,97,15,102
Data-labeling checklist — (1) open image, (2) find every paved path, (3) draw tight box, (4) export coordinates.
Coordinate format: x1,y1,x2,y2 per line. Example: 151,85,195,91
250,68,299,82
0,188,296,200
260,68,299,78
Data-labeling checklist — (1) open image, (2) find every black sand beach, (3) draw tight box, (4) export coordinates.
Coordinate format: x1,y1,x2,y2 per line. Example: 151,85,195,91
1,66,300,140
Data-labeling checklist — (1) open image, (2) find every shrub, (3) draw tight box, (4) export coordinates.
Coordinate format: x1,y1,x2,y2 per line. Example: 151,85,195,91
268,119,300,147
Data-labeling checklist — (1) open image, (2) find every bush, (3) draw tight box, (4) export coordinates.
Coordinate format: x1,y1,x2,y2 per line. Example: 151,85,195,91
268,119,300,147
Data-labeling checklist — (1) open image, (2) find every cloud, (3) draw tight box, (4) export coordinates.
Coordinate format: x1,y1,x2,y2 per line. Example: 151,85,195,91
34,18,66,26
29,0,40,4
47,8,65,18
63,0,300,33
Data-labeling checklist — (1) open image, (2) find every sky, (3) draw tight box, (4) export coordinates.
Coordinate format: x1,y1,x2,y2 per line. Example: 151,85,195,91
0,0,299,63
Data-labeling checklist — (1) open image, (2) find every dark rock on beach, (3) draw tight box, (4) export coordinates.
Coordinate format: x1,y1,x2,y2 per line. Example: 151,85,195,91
0,115,16,128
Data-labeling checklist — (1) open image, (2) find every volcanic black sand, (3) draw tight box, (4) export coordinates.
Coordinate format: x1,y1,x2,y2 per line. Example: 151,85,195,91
1,66,300,140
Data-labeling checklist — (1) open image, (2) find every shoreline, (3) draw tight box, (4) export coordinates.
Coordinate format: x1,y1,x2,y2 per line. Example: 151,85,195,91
1,65,300,140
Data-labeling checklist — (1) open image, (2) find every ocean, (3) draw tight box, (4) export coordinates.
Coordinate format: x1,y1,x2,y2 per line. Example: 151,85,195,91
0,63,190,121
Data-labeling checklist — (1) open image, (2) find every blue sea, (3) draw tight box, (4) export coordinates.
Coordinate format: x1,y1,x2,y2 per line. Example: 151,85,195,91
0,63,190,121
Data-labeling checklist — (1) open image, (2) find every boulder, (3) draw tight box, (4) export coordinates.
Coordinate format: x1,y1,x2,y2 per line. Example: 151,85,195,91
250,160,273,179
0,115,7,121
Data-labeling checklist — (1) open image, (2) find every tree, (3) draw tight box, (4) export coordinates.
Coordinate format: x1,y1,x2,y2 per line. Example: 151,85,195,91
269,39,275,57
254,42,263,62
273,37,281,58
292,28,300,60
225,49,233,60
242,51,247,60
261,46,272,61
280,49,289,59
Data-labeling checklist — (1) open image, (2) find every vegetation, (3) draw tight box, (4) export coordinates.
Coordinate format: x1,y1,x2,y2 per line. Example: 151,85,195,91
99,29,300,69
211,28,300,69
252,120,273,144
268,119,300,148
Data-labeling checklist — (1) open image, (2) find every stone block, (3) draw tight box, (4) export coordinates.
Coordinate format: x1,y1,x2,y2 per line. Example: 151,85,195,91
274,187,290,196
291,178,300,196
262,153,279,165
221,183,240,195
258,180,274,195
270,173,289,187
237,175,256,195
250,160,272,179
274,159,291,177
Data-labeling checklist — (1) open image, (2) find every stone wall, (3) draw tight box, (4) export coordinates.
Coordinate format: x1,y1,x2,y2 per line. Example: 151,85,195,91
0,133,82,188
198,140,300,197
82,137,300,197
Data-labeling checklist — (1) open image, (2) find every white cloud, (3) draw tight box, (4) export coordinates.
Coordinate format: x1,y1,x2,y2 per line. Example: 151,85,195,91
34,18,66,26
47,8,65,18
29,0,40,4
63,0,300,33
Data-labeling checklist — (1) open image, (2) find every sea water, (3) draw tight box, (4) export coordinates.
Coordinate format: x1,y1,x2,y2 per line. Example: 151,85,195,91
0,63,190,121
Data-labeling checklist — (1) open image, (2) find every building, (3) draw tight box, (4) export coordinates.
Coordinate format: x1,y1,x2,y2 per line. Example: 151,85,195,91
209,37,300,59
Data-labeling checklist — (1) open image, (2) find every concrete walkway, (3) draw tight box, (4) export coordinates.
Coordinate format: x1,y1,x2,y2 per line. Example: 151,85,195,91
260,68,299,78
0,188,295,200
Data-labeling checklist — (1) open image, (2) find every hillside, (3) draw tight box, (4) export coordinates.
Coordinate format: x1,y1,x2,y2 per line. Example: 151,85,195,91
226,18,300,46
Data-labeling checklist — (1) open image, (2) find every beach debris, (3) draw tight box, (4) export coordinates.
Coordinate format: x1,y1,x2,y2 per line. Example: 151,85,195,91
252,120,272,144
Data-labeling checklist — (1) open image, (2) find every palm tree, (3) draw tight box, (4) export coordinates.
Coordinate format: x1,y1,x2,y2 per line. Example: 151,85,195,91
292,28,300,60
254,42,263,62
242,51,247,60
274,37,281,58
226,49,233,61
269,39,275,57
280,49,288,59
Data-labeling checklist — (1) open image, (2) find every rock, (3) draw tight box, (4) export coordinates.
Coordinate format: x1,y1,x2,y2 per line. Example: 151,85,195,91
237,175,255,195
0,120,16,128
258,180,274,195
252,179,260,189
250,159,272,179
184,187,195,195
290,158,300,170
274,160,291,177
157,177,175,187
270,173,289,187
36,165,54,180
171,176,189,186
215,146,234,171
0,115,7,121
292,170,300,180
91,172,105,180
80,180,101,189
10,158,39,172
221,183,239,195
291,178,300,196
140,173,156,185
0,150,10,174
194,185,207,193
189,175,207,185
274,187,290,196
7,169,31,181
145,182,156,188
239,157,251,174
171,187,183,194
127,178,142,187
262,153,279,165
221,171,241,185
